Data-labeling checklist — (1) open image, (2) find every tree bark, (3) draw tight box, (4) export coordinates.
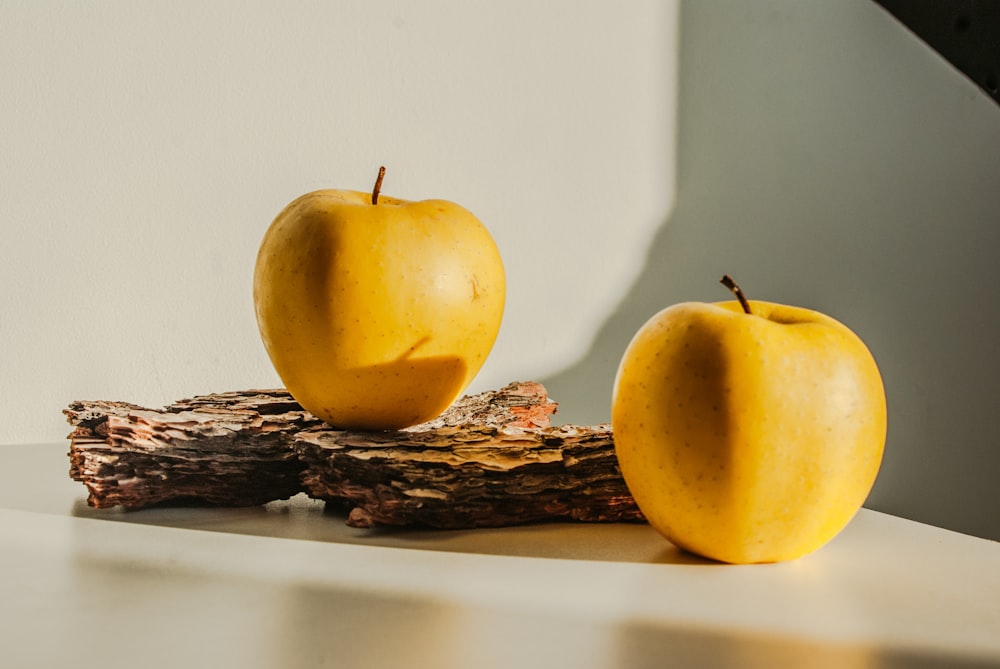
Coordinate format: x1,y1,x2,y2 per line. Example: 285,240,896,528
65,389,320,509
64,382,643,528
297,423,641,529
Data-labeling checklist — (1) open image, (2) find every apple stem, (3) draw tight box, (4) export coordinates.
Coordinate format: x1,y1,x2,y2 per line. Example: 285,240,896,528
372,165,386,205
720,275,753,315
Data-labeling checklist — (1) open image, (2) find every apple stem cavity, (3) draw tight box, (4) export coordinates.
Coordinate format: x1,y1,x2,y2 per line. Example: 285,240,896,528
372,165,387,205
720,275,753,315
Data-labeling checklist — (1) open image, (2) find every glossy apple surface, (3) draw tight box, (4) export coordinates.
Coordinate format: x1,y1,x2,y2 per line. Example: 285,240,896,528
611,291,886,563
253,182,505,430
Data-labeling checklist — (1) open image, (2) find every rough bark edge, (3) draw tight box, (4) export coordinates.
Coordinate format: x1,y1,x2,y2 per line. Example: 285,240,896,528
64,382,642,528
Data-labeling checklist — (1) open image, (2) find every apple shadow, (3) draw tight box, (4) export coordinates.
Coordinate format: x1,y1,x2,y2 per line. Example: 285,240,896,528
319,504,719,565
69,492,717,565
329,347,468,429
539,1,1000,541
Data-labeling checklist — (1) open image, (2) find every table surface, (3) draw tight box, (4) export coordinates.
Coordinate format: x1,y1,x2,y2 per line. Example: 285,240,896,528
2,442,998,669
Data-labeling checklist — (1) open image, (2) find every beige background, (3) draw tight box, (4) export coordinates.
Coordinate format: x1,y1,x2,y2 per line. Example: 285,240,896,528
0,0,679,441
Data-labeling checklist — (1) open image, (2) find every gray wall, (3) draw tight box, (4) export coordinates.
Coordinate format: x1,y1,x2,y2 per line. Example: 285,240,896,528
544,0,1000,540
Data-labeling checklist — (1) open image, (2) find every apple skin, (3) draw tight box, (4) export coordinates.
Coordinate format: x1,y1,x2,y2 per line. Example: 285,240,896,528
253,188,505,430
611,299,886,564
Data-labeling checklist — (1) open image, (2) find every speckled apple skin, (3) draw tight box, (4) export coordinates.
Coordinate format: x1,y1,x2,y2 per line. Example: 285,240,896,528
254,189,505,431
611,300,886,564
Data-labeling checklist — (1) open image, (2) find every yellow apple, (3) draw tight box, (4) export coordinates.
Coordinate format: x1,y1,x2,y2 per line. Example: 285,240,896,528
253,167,505,430
611,276,886,563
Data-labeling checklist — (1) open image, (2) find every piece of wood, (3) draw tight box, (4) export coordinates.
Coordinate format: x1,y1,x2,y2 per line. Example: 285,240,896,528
64,382,643,528
65,389,321,509
296,423,642,529
64,382,555,511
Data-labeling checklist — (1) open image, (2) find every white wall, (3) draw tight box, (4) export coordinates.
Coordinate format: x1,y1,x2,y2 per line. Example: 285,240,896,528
0,1,678,443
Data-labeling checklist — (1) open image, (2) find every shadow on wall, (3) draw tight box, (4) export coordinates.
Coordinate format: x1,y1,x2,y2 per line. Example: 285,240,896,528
542,0,1000,541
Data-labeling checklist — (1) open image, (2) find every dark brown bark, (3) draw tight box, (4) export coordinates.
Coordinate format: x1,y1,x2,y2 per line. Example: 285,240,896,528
64,382,643,528
296,423,641,529
64,389,320,509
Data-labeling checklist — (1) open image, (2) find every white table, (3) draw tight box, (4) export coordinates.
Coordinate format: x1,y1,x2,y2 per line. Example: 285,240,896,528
2,442,998,668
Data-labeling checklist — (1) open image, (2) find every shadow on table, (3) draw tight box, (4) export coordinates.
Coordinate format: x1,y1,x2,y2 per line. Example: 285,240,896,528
612,619,1000,669
70,493,711,565
281,582,1000,669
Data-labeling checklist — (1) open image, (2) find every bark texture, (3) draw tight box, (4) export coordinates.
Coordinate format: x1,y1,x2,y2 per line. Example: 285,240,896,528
65,389,320,509
64,382,643,528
